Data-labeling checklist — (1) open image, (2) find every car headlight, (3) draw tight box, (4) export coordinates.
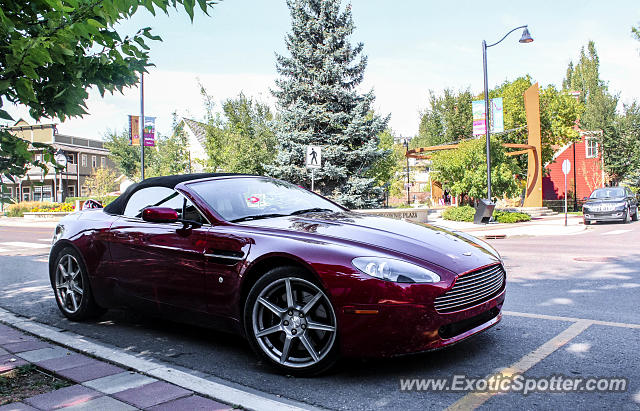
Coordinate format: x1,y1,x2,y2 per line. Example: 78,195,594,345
352,257,441,283
615,202,627,209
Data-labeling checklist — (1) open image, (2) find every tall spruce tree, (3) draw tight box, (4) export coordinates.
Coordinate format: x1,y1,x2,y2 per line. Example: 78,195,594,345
267,0,389,208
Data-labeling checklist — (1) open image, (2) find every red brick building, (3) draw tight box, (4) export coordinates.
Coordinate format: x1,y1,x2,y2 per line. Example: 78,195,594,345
543,131,604,201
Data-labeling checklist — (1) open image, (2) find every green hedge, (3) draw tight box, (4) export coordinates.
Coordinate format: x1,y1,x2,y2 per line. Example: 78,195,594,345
493,210,531,223
65,196,118,206
442,205,476,221
442,205,531,223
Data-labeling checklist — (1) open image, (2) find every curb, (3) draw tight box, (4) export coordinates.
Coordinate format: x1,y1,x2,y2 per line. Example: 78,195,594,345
0,307,314,411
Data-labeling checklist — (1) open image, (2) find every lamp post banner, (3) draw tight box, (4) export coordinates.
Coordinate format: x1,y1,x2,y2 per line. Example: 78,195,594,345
472,98,504,136
129,115,140,146
143,116,156,147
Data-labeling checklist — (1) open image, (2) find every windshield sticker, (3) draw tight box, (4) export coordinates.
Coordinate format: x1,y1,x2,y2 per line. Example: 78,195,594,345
246,194,265,208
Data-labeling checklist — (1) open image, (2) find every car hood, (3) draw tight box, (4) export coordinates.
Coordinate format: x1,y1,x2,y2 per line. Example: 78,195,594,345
243,211,500,274
585,198,626,205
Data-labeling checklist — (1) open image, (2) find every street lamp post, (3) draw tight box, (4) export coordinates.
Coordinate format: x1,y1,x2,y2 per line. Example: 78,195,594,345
482,25,533,201
403,139,410,205
54,149,67,203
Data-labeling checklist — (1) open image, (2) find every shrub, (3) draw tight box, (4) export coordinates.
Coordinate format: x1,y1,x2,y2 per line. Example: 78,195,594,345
5,201,48,217
493,210,531,223
442,206,532,223
65,196,118,206
31,203,74,212
442,205,475,222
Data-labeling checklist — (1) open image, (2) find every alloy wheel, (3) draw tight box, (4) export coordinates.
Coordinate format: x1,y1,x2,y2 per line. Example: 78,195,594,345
251,277,337,369
54,254,84,314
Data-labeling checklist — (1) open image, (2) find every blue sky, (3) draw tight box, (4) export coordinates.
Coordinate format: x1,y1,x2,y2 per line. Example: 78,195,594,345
7,0,640,139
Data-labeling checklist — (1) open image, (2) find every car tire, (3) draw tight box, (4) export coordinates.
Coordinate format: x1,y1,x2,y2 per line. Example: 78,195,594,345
50,247,106,321
244,266,339,376
632,207,639,222
584,219,591,225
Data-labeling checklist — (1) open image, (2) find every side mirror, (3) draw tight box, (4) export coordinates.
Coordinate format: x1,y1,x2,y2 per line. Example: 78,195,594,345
142,207,178,223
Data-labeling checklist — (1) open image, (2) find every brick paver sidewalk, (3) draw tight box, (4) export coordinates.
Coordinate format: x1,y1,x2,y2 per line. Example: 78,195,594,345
0,323,231,410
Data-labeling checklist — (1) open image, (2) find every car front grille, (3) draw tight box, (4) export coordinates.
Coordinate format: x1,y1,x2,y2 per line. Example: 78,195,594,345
434,264,505,313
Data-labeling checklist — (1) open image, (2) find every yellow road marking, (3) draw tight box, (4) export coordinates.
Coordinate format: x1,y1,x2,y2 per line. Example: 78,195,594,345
446,320,592,411
504,310,640,329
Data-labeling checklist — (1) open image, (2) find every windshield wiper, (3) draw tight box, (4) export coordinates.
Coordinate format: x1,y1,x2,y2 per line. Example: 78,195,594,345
289,208,334,216
230,213,288,223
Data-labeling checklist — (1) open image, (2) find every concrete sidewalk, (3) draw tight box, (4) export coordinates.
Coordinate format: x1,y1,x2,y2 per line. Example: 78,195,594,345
430,214,587,238
0,322,230,411
0,308,310,411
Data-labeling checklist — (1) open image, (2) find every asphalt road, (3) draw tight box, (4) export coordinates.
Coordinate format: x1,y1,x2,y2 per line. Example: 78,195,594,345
0,221,638,410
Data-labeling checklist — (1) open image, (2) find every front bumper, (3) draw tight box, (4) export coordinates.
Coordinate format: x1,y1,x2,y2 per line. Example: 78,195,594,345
583,210,625,221
337,289,504,358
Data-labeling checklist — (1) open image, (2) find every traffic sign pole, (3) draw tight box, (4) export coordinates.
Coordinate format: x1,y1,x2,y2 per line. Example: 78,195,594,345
306,145,321,191
564,171,567,226
562,159,571,227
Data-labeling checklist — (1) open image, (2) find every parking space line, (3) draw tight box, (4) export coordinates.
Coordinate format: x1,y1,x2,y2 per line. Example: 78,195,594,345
504,310,640,329
446,320,592,411
602,229,631,235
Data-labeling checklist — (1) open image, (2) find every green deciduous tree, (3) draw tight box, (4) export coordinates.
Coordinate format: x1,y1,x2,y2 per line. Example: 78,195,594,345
0,0,215,182
412,78,582,176
202,92,277,175
366,128,404,195
412,89,473,149
430,138,519,201
564,41,625,182
485,76,583,173
84,166,119,196
104,117,190,180
266,0,389,208
563,41,618,132
104,130,140,178
606,102,640,185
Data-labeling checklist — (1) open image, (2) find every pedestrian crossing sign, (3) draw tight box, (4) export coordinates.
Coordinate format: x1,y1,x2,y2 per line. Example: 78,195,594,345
306,146,321,169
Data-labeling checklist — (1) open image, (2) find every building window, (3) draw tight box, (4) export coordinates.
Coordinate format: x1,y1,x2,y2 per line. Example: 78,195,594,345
41,186,52,202
35,154,42,163
68,185,76,197
33,186,52,201
67,153,76,164
81,154,87,167
91,155,97,168
101,156,106,168
586,138,598,158
22,186,31,202
81,186,88,197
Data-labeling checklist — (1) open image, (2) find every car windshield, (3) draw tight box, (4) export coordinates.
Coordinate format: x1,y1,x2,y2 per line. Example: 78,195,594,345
590,188,625,199
188,177,344,222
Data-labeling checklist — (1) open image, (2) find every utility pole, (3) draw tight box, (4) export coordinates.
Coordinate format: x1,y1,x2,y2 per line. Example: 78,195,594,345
404,139,410,205
140,72,145,180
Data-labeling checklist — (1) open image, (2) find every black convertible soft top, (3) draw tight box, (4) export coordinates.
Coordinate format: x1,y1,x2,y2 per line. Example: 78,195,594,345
104,173,247,215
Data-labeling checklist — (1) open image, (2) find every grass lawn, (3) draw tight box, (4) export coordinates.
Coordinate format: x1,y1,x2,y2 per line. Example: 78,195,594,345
0,365,71,406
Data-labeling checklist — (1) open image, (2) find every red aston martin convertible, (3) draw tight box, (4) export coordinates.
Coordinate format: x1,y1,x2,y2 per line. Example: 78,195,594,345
50,173,506,375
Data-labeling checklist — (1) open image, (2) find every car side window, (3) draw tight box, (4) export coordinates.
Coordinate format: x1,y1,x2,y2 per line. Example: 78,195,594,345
124,187,209,225
124,187,176,217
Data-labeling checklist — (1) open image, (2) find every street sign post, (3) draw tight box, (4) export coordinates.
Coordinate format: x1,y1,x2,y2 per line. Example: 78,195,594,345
306,146,321,191
562,159,571,226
